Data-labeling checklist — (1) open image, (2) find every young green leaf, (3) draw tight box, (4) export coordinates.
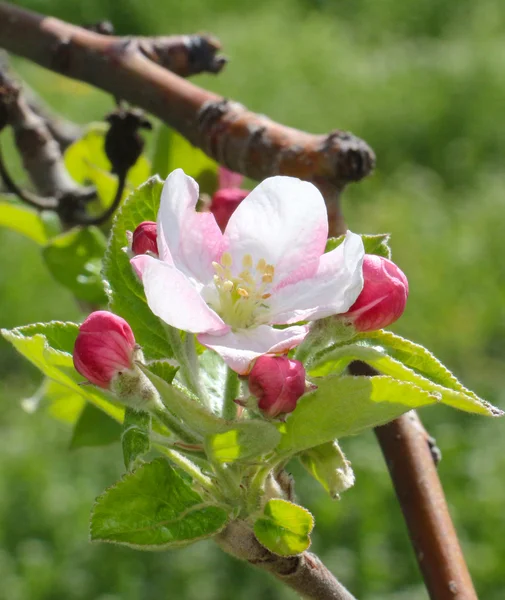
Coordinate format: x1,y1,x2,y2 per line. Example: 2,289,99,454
199,350,228,415
122,407,151,470
325,233,391,258
42,226,107,304
205,421,281,464
0,201,49,245
22,377,85,424
309,342,500,416
103,176,174,359
90,458,230,549
254,499,314,556
2,322,124,423
277,375,438,453
299,440,355,499
71,402,122,449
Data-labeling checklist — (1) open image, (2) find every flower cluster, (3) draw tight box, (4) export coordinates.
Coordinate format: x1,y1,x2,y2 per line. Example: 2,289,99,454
75,169,408,419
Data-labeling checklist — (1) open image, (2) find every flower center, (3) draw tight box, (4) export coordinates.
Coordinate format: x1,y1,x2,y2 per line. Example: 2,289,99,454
210,252,275,329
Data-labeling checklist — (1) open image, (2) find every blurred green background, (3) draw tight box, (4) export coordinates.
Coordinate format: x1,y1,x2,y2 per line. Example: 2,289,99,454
1,0,505,598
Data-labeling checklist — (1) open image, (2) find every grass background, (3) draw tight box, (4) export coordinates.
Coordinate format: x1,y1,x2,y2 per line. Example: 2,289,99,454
1,0,505,598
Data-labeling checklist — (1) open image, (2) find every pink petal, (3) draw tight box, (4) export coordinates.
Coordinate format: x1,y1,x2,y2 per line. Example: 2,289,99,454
218,166,244,190
158,169,227,283
131,255,229,335
268,231,365,324
224,177,327,284
198,324,308,375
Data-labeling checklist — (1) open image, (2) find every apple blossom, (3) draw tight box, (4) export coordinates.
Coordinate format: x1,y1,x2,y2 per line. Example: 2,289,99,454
132,221,158,256
131,169,365,374
249,355,307,418
73,311,136,388
341,254,408,332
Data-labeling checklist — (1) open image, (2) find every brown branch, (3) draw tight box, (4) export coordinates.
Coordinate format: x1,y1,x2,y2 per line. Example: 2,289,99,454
0,66,95,224
216,520,357,600
348,361,478,600
0,2,375,211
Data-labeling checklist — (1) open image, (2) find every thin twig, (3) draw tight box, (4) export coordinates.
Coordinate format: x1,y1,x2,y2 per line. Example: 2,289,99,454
348,361,478,600
0,142,57,209
217,520,357,600
0,1,375,207
76,170,126,225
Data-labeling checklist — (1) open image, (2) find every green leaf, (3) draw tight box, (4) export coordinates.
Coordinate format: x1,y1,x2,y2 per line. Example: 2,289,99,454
325,233,391,258
90,458,230,549
138,362,227,436
299,441,355,499
71,403,122,449
22,378,85,424
254,499,314,556
103,176,174,360
277,375,439,453
1,322,125,424
152,126,218,194
0,201,49,245
309,342,499,416
205,421,281,464
145,360,178,385
122,407,151,470
65,123,151,205
199,350,227,415
42,226,107,304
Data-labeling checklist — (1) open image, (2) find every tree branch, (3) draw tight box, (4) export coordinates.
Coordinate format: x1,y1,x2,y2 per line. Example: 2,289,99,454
0,1,375,206
348,361,478,600
216,520,357,600
0,66,95,224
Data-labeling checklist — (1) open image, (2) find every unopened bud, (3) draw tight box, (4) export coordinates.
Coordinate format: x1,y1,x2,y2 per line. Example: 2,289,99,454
73,311,137,388
132,221,158,256
210,188,249,231
342,254,408,332
249,356,307,418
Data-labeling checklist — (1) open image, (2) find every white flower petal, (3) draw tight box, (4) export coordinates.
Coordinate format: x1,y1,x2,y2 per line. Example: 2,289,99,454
268,231,365,324
131,255,229,335
198,324,309,374
158,169,226,283
224,176,328,283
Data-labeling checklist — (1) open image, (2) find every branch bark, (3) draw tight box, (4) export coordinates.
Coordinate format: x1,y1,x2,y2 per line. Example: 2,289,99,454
348,361,478,600
216,520,357,600
0,1,375,222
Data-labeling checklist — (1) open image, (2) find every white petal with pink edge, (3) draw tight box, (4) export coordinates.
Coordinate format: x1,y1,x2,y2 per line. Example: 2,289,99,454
158,169,226,283
131,255,229,335
224,177,328,284
268,231,365,324
198,324,309,374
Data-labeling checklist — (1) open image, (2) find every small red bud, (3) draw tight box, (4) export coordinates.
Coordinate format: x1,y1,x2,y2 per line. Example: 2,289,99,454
73,311,136,388
210,188,249,231
132,221,158,256
249,356,306,418
343,255,408,332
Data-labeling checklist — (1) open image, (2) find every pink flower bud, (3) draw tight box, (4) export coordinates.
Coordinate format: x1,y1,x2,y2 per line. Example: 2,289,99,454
210,188,249,231
132,221,158,256
342,254,408,332
218,166,244,190
249,356,307,418
73,311,136,388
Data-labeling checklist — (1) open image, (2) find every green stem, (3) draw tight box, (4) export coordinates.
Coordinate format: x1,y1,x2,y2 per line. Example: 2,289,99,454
222,367,240,420
152,405,201,445
213,461,243,506
160,447,217,496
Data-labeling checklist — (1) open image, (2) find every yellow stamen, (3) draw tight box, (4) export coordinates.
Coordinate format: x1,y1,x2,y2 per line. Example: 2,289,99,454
237,287,249,298
223,280,234,292
256,258,266,272
262,274,273,284
242,254,253,269
221,252,233,268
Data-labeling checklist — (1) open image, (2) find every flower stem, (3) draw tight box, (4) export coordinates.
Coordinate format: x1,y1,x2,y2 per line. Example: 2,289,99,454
151,405,201,445
222,367,240,420
159,447,217,496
